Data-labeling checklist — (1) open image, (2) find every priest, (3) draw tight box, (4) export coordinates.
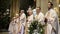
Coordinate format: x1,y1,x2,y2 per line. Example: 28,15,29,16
25,8,33,34
8,16,19,34
8,17,15,34
35,7,45,25
45,2,59,34
19,10,26,34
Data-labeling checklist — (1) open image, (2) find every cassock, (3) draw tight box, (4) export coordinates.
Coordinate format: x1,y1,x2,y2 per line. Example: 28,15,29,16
8,18,19,34
45,9,59,34
35,12,45,25
19,13,26,34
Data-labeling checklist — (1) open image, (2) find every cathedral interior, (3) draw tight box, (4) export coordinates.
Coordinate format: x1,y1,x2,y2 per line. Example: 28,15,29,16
0,0,60,34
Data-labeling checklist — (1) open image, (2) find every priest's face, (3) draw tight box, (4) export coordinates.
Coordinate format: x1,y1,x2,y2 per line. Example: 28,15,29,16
36,8,40,14
48,3,51,8
28,11,32,16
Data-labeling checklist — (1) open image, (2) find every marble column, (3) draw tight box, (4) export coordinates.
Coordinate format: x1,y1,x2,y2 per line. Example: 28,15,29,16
36,0,48,34
10,0,20,19
36,0,41,7
36,0,48,14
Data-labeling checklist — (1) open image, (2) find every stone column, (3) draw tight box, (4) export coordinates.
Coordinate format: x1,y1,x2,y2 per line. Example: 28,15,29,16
15,0,20,15
10,0,19,19
53,0,59,14
36,0,41,7
36,0,48,34
41,0,48,34
36,0,48,14
41,0,48,14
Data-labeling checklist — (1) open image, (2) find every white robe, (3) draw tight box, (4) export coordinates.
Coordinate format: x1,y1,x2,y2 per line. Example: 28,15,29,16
8,21,14,34
8,18,19,34
20,13,26,26
19,13,26,34
27,14,33,27
26,14,33,34
35,12,45,25
45,9,59,34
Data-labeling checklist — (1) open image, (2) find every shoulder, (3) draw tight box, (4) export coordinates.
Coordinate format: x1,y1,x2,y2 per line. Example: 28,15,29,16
22,13,25,16
39,12,44,16
50,9,58,17
40,12,44,14
22,13,25,15
50,9,56,13
21,13,26,17
50,9,57,15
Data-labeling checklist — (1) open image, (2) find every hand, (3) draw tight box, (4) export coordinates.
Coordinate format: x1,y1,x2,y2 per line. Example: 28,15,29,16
44,18,48,24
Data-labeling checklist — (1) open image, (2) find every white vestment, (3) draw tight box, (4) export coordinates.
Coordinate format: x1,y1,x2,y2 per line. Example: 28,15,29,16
27,14,33,27
8,21,14,34
19,13,26,34
20,13,26,26
35,12,45,25
8,18,19,34
26,14,33,34
45,9,59,34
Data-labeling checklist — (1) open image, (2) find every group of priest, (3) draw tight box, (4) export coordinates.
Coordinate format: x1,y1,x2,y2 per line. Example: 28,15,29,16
8,2,59,34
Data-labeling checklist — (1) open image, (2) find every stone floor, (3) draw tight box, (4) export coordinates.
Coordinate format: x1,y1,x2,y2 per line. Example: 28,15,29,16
0,32,8,34
0,24,60,34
